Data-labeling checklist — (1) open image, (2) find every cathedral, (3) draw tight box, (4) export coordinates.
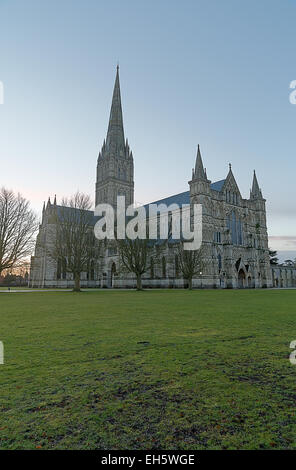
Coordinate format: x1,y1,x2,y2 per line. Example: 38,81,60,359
30,67,285,289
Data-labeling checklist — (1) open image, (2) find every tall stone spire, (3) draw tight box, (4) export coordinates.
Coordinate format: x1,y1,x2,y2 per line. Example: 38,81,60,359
95,66,134,208
250,170,263,199
193,145,207,180
106,65,125,154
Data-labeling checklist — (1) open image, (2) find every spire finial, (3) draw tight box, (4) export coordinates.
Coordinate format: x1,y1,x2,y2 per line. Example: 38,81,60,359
229,163,232,170
193,144,207,180
250,170,262,199
106,65,125,152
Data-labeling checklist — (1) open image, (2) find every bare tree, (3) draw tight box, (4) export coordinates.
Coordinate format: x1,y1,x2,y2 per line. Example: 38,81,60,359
49,192,99,292
177,243,204,290
0,188,37,275
117,237,150,290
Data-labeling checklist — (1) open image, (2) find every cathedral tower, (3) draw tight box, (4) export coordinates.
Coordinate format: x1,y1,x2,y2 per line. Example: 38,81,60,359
95,66,134,208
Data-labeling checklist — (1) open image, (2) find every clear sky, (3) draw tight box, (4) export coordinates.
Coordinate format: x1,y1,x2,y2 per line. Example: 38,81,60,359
0,0,295,259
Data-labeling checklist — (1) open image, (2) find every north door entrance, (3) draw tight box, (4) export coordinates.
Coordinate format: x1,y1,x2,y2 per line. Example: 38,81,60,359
238,269,246,288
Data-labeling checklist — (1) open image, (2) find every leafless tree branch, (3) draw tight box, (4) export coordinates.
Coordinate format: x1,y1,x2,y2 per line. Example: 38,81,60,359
48,192,101,291
177,243,204,289
0,187,38,275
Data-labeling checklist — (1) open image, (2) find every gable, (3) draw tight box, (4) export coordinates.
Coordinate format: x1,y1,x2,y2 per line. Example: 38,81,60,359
223,171,242,198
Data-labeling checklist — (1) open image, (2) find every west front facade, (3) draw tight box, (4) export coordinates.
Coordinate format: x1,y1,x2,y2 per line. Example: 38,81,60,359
30,67,293,289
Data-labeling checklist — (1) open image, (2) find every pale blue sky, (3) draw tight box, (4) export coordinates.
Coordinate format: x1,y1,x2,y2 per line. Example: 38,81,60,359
0,0,295,257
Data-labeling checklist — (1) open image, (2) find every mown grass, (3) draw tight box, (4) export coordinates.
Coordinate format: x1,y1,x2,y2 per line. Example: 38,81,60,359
0,289,296,450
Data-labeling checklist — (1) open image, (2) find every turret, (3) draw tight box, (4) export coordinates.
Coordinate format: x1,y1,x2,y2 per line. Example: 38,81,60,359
250,170,263,200
249,170,267,241
189,145,211,197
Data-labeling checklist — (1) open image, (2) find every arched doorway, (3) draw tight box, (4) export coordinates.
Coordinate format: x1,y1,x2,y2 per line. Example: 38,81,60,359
248,276,252,288
238,269,246,288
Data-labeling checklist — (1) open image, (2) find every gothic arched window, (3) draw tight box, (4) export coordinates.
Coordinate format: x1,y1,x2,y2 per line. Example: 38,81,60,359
162,257,166,278
238,219,243,245
57,259,61,280
150,257,154,279
231,211,237,244
175,255,179,278
218,254,222,272
62,258,67,280
229,211,243,245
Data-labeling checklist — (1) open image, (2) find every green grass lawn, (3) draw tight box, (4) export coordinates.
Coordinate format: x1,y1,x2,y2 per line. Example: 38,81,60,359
1,289,296,450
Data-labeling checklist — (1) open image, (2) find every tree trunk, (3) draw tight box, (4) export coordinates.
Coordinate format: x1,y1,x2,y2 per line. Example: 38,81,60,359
73,272,81,292
188,277,193,290
136,274,142,291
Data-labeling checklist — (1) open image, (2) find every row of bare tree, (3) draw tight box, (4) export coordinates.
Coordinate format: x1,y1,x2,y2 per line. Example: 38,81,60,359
117,237,203,290
0,188,203,291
